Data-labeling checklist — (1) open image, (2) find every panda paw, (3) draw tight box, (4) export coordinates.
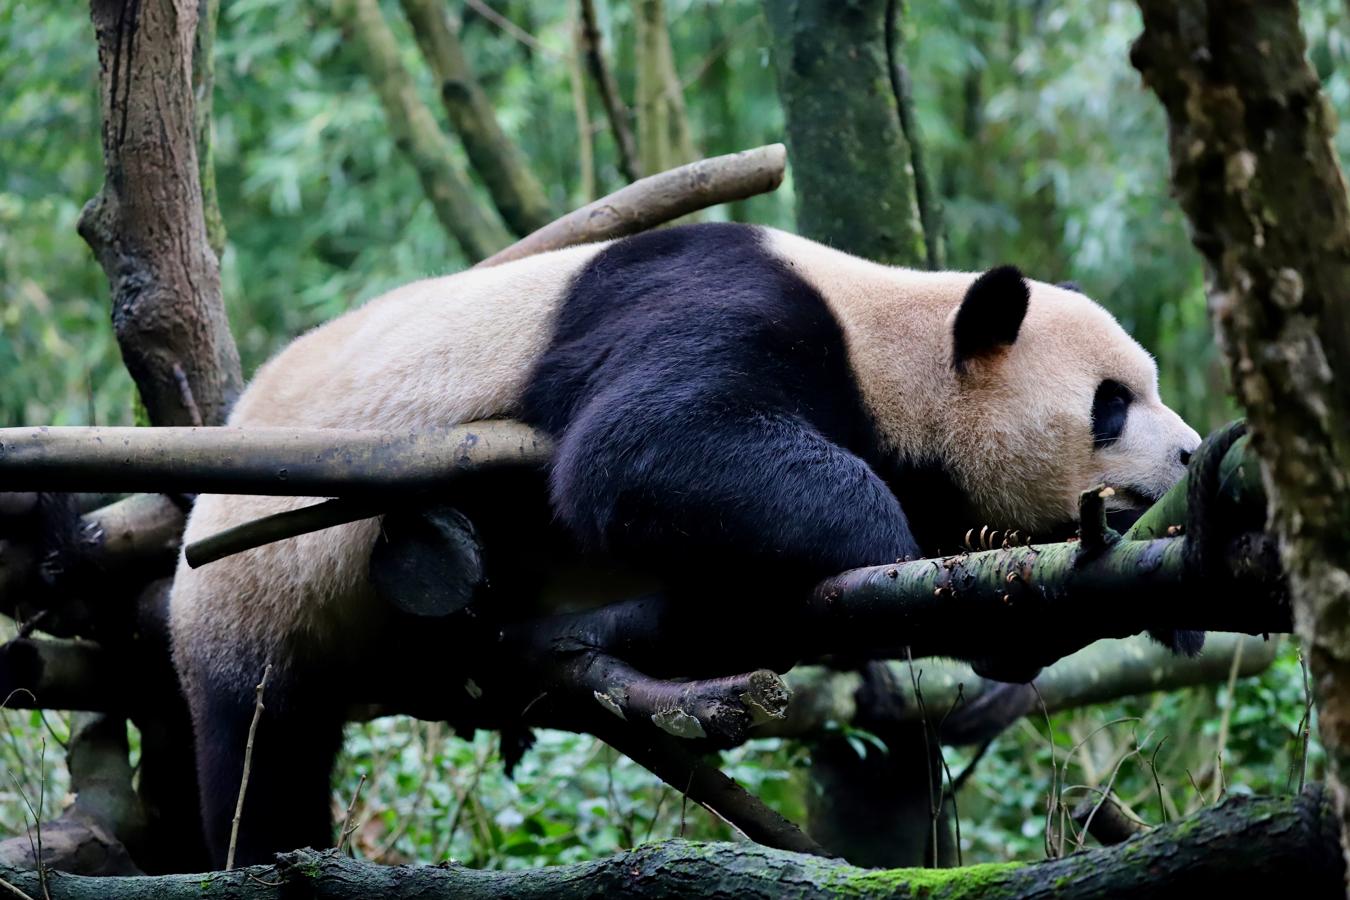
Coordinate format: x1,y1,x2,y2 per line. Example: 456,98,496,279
1148,628,1206,658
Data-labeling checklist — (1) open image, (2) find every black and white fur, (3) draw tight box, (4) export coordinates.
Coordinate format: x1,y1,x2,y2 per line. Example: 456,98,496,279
169,222,1202,865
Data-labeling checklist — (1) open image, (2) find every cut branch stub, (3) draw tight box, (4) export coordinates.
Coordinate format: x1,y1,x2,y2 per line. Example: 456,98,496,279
369,506,485,617
564,651,789,747
1076,485,1121,556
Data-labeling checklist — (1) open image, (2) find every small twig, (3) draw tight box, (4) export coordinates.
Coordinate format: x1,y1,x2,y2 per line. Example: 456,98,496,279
679,771,692,839
335,773,367,854
0,876,36,900
1187,768,1206,807
434,736,493,862
567,1,596,203
904,649,939,867
186,498,383,568
643,785,671,844
35,740,46,900
1212,638,1244,795
226,663,272,871
935,685,966,866
1077,745,1144,853
463,0,563,59
375,722,442,861
1298,649,1314,793
1148,736,1170,824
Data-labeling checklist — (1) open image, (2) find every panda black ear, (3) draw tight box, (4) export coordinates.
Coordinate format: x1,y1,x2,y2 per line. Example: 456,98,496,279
952,265,1030,374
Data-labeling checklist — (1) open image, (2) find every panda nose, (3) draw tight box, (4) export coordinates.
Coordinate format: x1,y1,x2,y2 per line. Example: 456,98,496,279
1179,448,1192,467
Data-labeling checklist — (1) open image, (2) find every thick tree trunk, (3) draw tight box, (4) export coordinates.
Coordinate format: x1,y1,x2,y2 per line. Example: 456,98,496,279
763,0,925,266
78,0,243,428
1,790,1340,898
72,0,240,874
1131,0,1350,874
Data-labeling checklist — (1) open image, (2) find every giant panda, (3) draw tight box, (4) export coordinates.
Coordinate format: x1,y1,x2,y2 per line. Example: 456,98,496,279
168,221,1202,866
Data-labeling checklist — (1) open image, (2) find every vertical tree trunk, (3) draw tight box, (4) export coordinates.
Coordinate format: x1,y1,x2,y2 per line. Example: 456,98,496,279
78,0,243,428
763,0,925,265
763,0,935,865
1131,0,1350,872
71,0,238,873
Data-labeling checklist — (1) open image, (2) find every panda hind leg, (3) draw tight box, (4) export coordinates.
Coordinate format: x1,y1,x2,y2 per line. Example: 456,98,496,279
191,668,345,869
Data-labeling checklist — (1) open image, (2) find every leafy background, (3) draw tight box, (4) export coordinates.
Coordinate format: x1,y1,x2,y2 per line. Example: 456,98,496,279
0,0,1340,867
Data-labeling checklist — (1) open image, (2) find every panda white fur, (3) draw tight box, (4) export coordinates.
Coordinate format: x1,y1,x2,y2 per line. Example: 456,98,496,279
169,221,1201,865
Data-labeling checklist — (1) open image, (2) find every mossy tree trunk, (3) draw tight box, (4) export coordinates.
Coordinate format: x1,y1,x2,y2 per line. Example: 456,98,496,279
763,0,926,266
1131,0,1350,873
763,0,937,865
0,790,1339,899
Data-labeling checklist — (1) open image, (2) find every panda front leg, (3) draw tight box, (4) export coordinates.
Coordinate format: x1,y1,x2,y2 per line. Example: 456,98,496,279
549,400,923,617
549,397,1076,683
189,666,345,868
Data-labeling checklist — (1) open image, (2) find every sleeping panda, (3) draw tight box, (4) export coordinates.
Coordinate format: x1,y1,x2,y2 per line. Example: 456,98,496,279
168,221,1202,865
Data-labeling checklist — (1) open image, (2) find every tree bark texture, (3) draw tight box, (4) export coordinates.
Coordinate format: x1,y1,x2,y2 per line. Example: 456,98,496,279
478,144,787,267
78,0,243,428
192,0,225,258
0,789,1340,899
763,0,926,266
333,0,512,263
399,0,555,236
0,422,550,499
1131,0,1350,872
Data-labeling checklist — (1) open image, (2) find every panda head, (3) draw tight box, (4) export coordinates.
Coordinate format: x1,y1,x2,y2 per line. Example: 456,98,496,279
944,265,1201,535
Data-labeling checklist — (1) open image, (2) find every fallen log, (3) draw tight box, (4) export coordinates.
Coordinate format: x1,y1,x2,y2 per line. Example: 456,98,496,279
0,788,1337,899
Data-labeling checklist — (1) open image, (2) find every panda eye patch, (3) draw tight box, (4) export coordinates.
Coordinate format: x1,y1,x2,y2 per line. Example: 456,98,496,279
1091,379,1133,447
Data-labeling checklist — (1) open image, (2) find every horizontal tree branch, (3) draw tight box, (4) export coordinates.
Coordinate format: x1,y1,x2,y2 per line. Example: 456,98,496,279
476,144,787,267
0,788,1339,898
801,532,1288,665
0,422,549,500
769,632,1280,744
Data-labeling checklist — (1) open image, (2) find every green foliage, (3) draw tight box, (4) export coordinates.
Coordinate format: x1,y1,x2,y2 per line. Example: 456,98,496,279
0,0,1340,869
